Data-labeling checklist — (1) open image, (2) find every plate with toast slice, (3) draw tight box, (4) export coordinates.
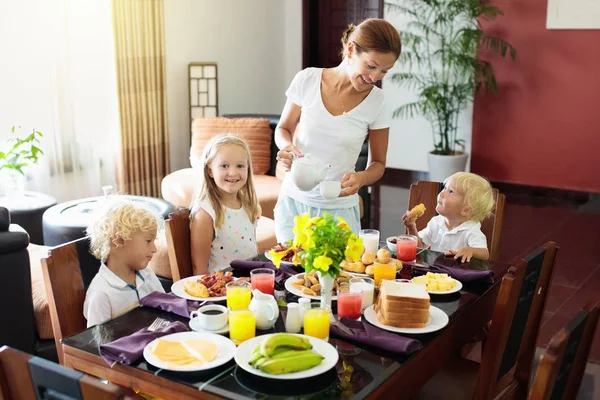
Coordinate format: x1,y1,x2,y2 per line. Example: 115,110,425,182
363,280,449,334
364,304,448,334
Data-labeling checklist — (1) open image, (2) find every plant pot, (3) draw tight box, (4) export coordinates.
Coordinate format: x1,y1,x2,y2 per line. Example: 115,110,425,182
427,151,469,183
0,169,26,198
317,271,335,311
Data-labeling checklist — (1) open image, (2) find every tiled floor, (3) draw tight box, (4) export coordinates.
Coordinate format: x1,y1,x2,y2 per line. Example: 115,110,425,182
378,185,600,397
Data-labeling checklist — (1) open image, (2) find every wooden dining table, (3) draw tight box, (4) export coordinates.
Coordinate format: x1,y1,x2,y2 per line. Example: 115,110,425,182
61,250,510,400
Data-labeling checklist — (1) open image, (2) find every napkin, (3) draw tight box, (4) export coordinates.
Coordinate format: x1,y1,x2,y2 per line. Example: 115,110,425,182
330,318,422,355
99,321,188,366
139,291,199,318
411,255,494,284
229,260,298,285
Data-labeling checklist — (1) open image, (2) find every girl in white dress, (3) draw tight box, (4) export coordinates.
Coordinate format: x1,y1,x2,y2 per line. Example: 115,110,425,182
190,134,261,274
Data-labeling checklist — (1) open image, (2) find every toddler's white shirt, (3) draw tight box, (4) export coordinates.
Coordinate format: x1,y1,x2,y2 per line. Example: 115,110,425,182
418,215,488,253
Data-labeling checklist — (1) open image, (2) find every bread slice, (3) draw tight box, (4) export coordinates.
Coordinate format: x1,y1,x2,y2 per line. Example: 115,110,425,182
375,281,430,328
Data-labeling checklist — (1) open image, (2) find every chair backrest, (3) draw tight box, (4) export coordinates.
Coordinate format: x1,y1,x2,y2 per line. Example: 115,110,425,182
474,242,559,399
0,345,129,400
165,208,192,282
406,180,506,260
41,237,99,365
529,301,600,400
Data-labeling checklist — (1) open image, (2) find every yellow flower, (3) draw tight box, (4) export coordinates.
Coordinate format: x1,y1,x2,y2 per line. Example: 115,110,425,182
268,248,291,268
294,228,315,250
292,251,302,265
292,213,312,236
336,216,350,231
313,255,332,272
344,236,364,262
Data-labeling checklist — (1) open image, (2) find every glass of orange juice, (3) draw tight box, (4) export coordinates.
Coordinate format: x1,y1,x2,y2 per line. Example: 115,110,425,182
226,281,252,310
373,262,396,286
229,309,256,345
303,304,331,341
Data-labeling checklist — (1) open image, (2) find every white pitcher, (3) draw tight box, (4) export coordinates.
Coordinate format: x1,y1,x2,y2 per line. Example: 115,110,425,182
248,289,279,330
290,154,332,191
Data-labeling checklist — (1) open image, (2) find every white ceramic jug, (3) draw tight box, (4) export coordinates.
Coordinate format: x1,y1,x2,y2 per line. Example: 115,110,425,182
248,289,279,329
289,154,332,191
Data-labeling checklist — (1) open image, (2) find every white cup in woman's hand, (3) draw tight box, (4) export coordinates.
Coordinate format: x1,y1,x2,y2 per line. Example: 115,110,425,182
320,181,342,199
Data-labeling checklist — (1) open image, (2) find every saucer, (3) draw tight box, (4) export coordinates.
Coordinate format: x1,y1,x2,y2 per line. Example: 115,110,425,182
189,319,230,335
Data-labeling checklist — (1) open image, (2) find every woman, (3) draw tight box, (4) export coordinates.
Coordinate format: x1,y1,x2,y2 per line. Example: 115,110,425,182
274,18,401,242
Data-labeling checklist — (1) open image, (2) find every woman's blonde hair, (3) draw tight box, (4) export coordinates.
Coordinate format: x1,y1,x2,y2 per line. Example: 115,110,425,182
444,172,495,222
86,199,163,262
341,18,402,60
189,134,260,227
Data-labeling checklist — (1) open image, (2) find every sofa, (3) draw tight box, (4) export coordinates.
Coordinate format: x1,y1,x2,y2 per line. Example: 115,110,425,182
161,114,371,230
0,207,57,362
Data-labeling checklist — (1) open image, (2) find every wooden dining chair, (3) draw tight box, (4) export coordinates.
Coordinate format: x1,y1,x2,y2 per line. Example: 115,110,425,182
41,237,100,365
528,301,600,400
418,241,559,399
165,208,192,282
406,180,506,260
0,345,132,399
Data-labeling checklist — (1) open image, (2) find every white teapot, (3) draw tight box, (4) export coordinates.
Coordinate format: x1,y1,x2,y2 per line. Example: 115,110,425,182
290,154,332,191
248,289,280,330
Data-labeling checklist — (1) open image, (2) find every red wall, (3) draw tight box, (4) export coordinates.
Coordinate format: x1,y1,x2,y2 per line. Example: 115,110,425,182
471,0,600,193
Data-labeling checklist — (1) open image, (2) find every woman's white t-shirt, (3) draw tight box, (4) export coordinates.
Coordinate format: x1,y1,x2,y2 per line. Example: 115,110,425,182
280,67,390,209
196,200,258,272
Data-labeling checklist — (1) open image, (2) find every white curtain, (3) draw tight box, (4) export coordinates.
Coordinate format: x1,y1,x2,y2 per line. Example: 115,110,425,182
0,0,119,203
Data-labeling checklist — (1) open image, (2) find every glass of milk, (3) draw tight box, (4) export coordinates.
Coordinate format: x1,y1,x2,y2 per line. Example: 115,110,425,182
349,277,375,310
359,229,380,254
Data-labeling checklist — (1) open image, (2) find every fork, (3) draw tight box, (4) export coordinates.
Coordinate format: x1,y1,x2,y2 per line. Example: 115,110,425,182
147,317,170,332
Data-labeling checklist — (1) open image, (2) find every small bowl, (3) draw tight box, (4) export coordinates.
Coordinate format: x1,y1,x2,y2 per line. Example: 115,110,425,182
386,236,399,253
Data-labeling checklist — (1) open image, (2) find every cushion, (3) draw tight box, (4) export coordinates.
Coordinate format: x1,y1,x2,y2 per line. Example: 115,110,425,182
147,230,172,280
256,216,277,253
28,244,54,340
190,117,273,175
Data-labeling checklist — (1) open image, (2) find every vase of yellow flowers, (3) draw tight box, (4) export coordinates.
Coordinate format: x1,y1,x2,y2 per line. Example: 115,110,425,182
269,212,364,310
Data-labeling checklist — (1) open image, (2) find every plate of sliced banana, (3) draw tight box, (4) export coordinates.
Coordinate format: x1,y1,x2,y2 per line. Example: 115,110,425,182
234,333,338,379
284,270,352,300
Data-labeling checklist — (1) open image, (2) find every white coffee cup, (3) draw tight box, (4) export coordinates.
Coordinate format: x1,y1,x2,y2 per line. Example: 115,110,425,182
319,180,341,200
189,304,228,331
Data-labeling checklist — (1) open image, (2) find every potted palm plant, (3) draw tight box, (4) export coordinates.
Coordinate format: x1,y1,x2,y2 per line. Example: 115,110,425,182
0,126,44,197
387,0,516,181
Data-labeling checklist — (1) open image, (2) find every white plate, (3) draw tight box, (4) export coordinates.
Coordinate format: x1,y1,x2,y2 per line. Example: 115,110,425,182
143,331,236,372
410,278,463,295
189,319,230,335
363,305,449,334
171,275,229,302
234,334,339,380
284,273,337,301
264,251,299,267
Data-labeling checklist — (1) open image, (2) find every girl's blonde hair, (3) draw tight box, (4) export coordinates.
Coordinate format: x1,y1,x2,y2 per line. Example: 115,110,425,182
86,199,163,262
444,172,495,222
189,134,260,227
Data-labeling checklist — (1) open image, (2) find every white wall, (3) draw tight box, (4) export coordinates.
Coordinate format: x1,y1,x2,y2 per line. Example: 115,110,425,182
383,8,473,172
164,0,302,172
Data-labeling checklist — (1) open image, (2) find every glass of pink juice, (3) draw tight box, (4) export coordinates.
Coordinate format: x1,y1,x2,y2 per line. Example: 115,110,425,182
337,286,362,319
396,235,418,262
250,268,275,295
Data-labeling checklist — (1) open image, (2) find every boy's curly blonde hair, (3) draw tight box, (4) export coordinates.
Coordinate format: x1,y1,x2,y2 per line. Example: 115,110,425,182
86,199,164,262
444,172,495,222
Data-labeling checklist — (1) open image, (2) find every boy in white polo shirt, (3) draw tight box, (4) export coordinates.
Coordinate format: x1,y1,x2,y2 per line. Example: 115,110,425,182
403,172,495,262
83,199,165,327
